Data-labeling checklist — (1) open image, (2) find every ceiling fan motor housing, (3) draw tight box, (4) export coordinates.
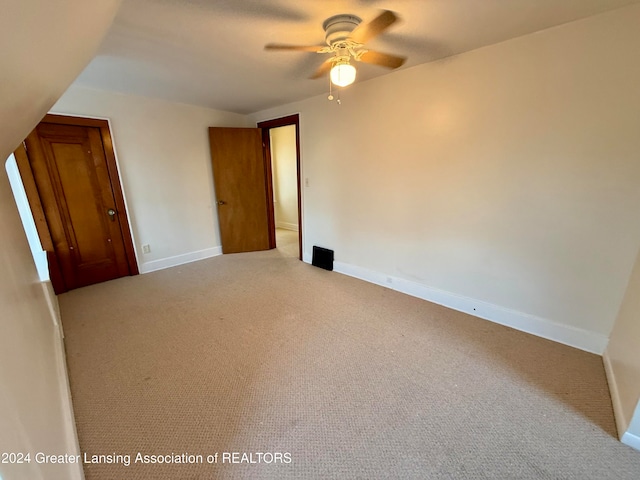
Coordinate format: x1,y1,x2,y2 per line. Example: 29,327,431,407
323,14,362,45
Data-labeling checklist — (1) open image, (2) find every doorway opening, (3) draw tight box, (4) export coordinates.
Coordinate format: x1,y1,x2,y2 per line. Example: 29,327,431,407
258,115,302,260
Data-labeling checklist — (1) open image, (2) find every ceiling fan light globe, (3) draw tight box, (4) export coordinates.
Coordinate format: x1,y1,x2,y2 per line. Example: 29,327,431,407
330,63,356,87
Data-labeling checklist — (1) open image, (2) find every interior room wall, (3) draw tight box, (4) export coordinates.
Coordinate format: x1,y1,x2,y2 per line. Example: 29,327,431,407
51,86,251,273
605,248,640,450
250,4,640,354
0,1,121,479
270,125,299,231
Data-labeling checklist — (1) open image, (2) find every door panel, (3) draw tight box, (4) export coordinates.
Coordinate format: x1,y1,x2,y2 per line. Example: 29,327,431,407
24,120,134,290
208,127,271,254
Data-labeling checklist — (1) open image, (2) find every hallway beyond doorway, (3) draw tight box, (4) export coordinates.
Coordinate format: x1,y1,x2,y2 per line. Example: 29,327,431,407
275,228,298,258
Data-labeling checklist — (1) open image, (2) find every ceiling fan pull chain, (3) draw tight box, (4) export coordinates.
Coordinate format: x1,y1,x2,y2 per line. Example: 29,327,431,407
327,76,342,105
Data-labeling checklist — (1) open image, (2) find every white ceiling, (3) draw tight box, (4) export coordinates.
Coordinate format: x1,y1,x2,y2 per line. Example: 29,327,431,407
74,0,640,114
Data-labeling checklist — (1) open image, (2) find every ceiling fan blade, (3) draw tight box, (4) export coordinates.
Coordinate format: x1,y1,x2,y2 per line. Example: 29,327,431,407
309,58,334,79
359,50,406,69
265,43,324,52
350,10,398,44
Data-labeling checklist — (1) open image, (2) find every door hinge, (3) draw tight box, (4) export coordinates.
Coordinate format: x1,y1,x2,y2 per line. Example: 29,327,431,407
22,140,28,153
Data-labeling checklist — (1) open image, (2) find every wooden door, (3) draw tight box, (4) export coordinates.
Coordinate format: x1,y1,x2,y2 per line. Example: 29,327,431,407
20,115,137,291
208,127,272,253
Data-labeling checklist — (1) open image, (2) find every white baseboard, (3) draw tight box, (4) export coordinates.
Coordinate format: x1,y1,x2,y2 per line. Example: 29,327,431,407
41,281,60,329
49,285,85,480
606,349,640,452
627,404,640,452
603,350,629,441
276,222,299,232
139,246,223,274
332,260,608,355
621,431,640,451
55,331,85,479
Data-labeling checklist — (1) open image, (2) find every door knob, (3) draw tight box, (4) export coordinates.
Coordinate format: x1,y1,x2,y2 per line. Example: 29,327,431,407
217,200,226,205
107,208,116,221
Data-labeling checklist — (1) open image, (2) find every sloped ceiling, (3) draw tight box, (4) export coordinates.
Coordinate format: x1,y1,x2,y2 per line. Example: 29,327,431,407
74,0,640,114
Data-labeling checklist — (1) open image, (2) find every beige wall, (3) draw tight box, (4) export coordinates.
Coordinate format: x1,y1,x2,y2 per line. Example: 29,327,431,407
0,1,121,479
605,249,640,448
1,1,637,473
52,86,250,272
270,125,298,230
250,4,640,353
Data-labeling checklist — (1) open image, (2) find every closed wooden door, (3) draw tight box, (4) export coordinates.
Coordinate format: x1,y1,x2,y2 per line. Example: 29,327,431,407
208,127,273,253
21,116,137,291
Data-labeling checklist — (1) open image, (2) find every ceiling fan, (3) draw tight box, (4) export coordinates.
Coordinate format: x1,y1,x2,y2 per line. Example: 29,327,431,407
265,10,407,88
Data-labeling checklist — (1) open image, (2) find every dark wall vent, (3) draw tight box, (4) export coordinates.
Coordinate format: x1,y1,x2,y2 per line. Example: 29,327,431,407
312,246,334,271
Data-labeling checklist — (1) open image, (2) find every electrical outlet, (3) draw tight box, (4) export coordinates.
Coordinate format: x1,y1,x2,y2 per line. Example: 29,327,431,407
142,244,151,254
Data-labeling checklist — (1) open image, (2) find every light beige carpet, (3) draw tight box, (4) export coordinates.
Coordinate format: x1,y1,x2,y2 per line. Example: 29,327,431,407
275,228,299,258
59,249,640,479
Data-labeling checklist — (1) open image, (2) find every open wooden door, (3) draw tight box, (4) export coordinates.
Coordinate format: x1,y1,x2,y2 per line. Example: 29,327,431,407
208,127,273,253
17,115,138,293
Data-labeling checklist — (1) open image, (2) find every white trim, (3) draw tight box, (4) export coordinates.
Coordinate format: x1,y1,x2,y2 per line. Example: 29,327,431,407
139,246,222,274
623,398,640,451
48,284,85,480
55,328,85,480
42,281,60,331
332,260,608,354
621,431,640,451
603,349,629,441
5,154,50,281
276,222,299,232
595,350,640,451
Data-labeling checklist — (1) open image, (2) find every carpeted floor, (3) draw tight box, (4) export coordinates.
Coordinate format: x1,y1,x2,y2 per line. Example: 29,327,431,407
275,228,299,258
58,248,640,479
